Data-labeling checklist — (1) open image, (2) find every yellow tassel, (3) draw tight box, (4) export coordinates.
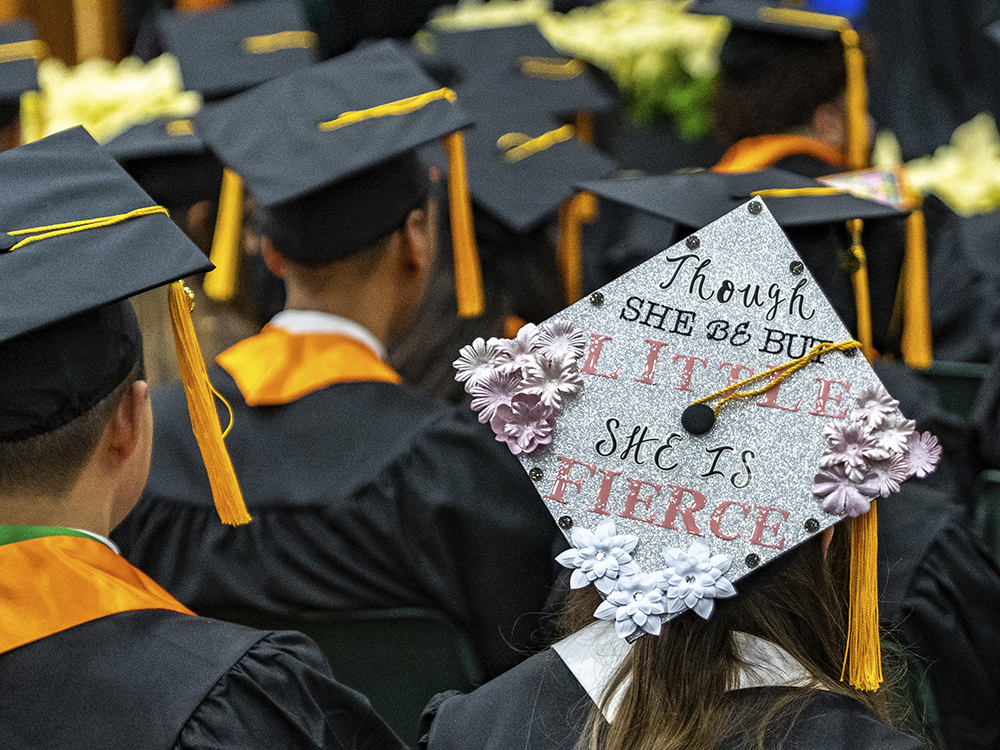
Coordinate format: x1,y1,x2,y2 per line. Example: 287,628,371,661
442,131,484,318
18,90,44,144
843,501,882,691
203,169,244,303
167,281,251,526
575,112,594,145
847,219,874,361
841,29,870,171
505,315,528,339
898,174,933,368
557,192,598,305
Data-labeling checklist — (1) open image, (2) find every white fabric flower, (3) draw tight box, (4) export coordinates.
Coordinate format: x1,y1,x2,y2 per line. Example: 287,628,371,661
555,518,640,594
536,320,588,363
594,573,666,638
657,539,736,620
453,337,504,392
520,353,584,410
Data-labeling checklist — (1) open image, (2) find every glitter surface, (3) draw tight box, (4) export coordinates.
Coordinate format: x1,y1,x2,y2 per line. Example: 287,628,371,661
521,202,886,608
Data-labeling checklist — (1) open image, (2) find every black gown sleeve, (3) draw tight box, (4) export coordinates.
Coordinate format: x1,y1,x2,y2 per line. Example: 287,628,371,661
176,630,405,750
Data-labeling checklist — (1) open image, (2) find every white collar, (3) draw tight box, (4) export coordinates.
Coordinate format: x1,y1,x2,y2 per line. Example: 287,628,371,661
71,528,120,555
552,621,822,723
268,310,387,360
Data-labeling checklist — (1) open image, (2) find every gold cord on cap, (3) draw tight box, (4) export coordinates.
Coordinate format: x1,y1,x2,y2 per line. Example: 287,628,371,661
519,56,585,80
497,124,575,163
0,39,46,64
318,88,458,132
5,206,170,251
242,30,318,55
691,339,861,417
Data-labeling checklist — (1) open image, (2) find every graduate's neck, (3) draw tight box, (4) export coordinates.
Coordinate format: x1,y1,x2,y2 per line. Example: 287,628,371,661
0,472,118,537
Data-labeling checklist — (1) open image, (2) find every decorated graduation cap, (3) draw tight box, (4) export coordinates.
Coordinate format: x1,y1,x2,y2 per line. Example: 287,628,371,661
461,108,617,304
195,39,484,317
0,19,42,136
691,0,870,171
157,0,318,101
418,24,615,132
0,126,250,525
578,168,931,366
103,117,224,215
453,199,939,691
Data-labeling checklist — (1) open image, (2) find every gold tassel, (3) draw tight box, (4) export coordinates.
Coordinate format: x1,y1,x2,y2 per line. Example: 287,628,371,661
167,281,251,526
841,29,869,171
898,175,933,368
574,112,594,145
557,192,598,305
442,131,484,318
847,218,874,361
202,169,244,302
18,90,44,144
843,501,882,691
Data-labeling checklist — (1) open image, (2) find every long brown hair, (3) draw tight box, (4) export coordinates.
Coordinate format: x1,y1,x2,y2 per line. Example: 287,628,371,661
560,521,906,750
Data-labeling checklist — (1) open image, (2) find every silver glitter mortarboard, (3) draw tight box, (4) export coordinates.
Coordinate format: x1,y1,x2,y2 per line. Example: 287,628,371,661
454,199,940,641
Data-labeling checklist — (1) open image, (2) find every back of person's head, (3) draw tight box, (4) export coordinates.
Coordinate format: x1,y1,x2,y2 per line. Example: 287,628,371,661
712,31,848,144
0,303,145,499
563,526,900,750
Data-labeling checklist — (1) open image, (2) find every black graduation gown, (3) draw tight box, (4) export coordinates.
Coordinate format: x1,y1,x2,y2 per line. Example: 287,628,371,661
416,648,922,750
113,367,564,679
874,359,1000,749
0,608,403,750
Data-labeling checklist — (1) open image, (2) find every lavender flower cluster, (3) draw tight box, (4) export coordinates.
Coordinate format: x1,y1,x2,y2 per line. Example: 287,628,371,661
812,384,941,517
452,321,587,455
556,519,737,639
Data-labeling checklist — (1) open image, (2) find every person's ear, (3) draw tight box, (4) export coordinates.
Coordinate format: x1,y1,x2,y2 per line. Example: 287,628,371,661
811,98,847,151
184,200,216,256
821,524,835,557
262,238,285,279
399,205,435,276
106,380,150,463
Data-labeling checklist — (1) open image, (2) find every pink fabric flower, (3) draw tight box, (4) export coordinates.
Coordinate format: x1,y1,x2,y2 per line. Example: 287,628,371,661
813,463,880,517
852,384,899,427
468,370,521,424
869,453,909,497
494,323,540,376
453,337,503,392
489,393,556,455
869,413,916,454
906,431,942,478
820,421,879,478
536,320,587,363
520,353,583,410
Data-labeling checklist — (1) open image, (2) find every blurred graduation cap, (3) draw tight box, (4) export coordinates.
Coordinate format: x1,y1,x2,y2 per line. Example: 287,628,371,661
157,0,317,101
578,168,926,362
417,24,615,132
193,39,484,316
455,199,938,692
690,0,870,171
462,110,617,304
0,19,43,139
0,126,249,525
103,117,224,216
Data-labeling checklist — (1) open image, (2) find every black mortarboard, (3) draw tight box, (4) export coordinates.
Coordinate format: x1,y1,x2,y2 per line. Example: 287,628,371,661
0,127,210,438
0,19,41,130
195,39,485,316
103,117,224,214
0,126,250,524
579,169,901,229
157,0,317,101
465,111,617,234
420,24,615,120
